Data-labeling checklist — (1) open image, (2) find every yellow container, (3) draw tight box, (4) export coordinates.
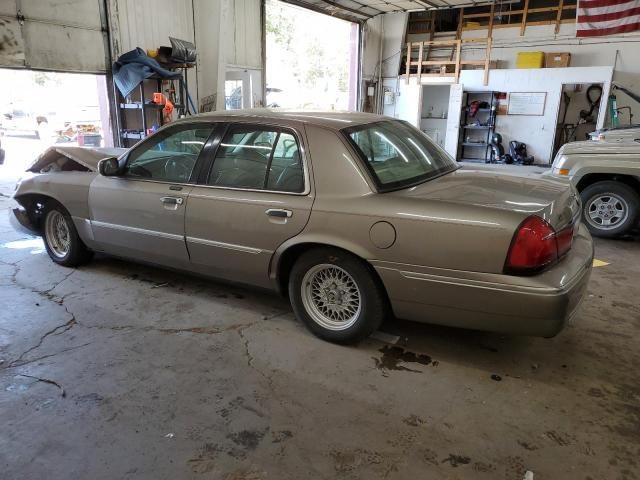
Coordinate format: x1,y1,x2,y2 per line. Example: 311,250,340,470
516,51,545,69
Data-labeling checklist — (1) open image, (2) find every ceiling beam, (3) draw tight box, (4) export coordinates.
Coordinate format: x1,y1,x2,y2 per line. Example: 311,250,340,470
279,0,367,22
338,0,385,14
413,0,439,8
317,0,376,18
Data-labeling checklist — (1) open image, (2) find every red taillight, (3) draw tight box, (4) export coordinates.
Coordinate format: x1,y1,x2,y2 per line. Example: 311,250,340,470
555,224,575,257
505,216,575,274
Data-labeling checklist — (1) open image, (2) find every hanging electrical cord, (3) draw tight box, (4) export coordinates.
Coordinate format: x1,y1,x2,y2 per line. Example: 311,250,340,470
579,84,603,122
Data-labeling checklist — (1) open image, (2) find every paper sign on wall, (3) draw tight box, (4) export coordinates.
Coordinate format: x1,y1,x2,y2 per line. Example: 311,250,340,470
508,92,546,116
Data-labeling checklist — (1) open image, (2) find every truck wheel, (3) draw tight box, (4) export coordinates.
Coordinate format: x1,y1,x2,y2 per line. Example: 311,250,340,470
42,202,93,266
580,181,640,238
288,248,387,344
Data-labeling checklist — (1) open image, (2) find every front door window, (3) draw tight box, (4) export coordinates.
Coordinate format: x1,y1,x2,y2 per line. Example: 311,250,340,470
125,124,214,183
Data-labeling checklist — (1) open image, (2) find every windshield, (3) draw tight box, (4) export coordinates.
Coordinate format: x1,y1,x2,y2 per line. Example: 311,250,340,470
344,120,457,191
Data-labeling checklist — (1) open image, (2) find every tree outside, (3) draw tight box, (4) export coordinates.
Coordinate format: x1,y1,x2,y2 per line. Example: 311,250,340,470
265,0,357,110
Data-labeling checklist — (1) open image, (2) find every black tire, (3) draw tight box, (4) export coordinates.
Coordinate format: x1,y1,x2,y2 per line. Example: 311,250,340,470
580,181,640,238
288,247,387,344
42,201,93,267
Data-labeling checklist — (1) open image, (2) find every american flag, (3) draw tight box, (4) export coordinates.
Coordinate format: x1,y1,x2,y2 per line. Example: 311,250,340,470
576,0,640,37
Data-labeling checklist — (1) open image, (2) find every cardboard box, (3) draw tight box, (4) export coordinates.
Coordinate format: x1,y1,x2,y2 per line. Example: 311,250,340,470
516,51,545,69
545,52,571,68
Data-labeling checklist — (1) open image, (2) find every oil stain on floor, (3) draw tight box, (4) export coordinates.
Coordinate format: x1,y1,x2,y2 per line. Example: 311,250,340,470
373,345,436,375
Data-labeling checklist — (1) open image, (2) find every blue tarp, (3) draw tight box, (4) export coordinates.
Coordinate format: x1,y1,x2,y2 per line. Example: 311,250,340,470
113,48,181,98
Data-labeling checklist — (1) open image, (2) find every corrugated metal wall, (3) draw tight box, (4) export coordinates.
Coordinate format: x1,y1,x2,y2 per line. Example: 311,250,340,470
0,0,107,72
108,0,264,107
110,0,195,56
222,0,262,68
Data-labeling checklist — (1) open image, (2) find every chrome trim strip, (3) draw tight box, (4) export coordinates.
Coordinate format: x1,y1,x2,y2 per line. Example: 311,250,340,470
187,192,287,203
186,236,265,254
104,176,194,188
372,259,559,293
396,269,562,295
90,220,184,241
186,183,310,196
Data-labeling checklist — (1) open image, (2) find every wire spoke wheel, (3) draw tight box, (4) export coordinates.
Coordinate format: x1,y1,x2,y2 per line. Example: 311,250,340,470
45,210,71,258
301,264,362,331
586,193,629,230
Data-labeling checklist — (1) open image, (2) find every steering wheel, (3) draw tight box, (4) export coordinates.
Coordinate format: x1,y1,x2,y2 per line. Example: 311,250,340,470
163,157,193,182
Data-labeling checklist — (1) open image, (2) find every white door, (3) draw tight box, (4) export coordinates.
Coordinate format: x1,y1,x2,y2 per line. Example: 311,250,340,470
0,0,107,72
225,70,252,110
394,81,421,127
445,83,464,158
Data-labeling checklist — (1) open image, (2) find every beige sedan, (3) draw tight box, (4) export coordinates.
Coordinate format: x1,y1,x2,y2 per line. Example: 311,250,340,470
12,110,593,343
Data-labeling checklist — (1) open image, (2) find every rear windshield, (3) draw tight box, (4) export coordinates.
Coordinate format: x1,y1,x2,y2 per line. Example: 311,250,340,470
344,120,457,192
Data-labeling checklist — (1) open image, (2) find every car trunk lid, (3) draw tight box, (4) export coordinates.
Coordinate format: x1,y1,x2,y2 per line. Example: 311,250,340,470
394,167,580,230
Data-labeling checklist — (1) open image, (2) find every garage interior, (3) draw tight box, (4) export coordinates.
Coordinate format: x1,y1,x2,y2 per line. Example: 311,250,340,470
1,1,640,479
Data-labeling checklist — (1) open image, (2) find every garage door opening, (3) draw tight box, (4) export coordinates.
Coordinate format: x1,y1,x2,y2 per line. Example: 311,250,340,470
265,0,359,110
0,68,111,183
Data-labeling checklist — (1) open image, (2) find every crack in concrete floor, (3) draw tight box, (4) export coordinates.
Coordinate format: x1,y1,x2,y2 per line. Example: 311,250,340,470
1,198,640,478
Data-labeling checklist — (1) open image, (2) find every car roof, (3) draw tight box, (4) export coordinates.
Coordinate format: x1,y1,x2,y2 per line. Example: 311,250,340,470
175,109,389,131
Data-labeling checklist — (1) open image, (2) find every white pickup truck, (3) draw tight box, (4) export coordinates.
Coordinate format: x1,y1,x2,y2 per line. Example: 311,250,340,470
551,140,640,238
589,125,640,143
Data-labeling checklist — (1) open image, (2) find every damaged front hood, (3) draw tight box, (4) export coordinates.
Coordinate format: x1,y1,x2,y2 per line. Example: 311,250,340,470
28,146,127,173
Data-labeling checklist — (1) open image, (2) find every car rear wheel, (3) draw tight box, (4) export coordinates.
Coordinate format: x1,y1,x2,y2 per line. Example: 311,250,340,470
42,202,93,267
580,181,640,238
288,248,387,344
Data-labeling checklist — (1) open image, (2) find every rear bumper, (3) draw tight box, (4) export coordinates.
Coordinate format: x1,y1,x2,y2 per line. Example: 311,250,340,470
373,225,594,337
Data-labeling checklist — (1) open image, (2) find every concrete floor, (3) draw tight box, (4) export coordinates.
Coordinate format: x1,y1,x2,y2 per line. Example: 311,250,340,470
1,145,640,480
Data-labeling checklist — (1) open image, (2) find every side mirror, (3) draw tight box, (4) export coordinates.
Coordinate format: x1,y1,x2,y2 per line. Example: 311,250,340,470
98,157,121,176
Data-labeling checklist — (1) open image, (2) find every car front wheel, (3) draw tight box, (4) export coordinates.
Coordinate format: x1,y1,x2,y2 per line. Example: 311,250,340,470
42,203,93,267
288,248,387,344
580,181,640,238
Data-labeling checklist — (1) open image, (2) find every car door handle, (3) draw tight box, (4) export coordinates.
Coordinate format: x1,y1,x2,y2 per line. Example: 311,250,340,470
265,208,292,218
160,196,184,205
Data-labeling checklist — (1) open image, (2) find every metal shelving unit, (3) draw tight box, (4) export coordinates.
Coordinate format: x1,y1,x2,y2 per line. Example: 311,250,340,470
458,91,498,162
113,67,191,147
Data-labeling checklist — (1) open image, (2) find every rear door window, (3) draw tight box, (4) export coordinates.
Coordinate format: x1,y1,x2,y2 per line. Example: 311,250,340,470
208,125,304,193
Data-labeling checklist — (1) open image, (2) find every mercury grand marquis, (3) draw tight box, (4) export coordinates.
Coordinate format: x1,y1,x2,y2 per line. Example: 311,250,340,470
12,110,594,343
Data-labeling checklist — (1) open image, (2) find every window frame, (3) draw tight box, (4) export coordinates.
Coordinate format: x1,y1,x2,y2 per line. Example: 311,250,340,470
120,122,218,185
341,120,459,193
198,121,310,195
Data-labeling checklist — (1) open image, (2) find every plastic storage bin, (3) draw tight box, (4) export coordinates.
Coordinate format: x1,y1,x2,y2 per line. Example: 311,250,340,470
516,52,545,69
